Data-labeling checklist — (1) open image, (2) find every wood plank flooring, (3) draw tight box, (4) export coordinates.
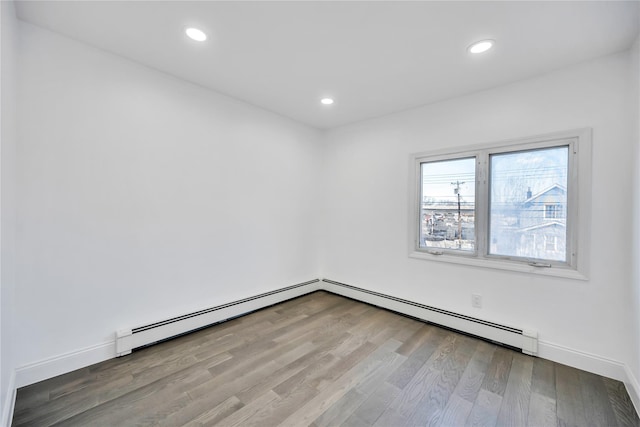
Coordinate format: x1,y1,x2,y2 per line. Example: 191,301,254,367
12,291,640,426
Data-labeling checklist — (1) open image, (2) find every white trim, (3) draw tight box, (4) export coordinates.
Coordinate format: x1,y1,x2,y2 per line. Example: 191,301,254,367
537,339,626,381
15,279,323,388
409,128,588,168
409,251,588,280
624,365,640,417
539,340,640,416
116,279,322,356
323,278,637,394
1,370,16,427
15,341,115,388
321,279,538,355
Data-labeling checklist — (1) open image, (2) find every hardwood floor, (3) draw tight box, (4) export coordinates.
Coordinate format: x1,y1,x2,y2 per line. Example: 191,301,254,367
12,291,640,426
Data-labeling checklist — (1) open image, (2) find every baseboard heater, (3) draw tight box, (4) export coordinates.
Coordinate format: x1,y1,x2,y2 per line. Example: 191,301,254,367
115,279,322,356
115,278,536,357
321,279,538,355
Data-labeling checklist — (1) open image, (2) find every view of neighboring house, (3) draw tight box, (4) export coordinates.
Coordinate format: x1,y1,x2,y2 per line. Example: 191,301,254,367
421,183,567,261
491,184,567,261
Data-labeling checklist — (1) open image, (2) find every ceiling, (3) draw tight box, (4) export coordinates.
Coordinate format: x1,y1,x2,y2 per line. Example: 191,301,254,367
15,1,640,130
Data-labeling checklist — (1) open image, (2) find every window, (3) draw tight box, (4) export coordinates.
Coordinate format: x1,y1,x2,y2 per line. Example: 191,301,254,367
544,204,564,219
410,129,591,279
420,157,475,252
489,145,568,262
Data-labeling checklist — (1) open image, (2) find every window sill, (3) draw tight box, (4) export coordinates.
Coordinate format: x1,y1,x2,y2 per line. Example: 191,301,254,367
409,250,588,281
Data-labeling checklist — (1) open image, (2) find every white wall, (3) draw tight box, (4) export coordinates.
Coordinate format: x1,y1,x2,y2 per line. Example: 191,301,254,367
322,51,635,377
631,32,640,404
8,8,640,413
15,22,322,377
1,0,18,423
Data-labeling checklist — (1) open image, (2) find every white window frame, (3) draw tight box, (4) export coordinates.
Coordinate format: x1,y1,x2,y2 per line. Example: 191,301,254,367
409,128,591,280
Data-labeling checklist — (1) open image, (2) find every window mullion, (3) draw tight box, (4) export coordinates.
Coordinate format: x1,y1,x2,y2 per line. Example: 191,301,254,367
475,151,489,258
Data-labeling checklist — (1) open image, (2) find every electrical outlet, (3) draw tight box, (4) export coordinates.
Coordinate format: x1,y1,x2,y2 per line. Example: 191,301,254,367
472,294,482,308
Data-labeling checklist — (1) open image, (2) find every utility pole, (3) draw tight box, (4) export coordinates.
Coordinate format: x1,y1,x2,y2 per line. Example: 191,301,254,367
451,180,464,248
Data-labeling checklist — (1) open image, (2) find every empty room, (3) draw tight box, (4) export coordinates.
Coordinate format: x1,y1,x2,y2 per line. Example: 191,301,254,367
2,0,640,426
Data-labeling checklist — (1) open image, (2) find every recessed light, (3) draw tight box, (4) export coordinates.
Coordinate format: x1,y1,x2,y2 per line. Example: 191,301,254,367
185,27,207,42
321,98,334,105
468,39,494,54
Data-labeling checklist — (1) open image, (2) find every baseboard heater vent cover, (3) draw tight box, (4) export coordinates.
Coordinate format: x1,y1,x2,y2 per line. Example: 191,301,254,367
321,279,538,355
115,279,321,356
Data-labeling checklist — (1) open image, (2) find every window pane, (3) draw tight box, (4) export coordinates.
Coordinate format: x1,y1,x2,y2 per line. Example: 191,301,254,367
489,146,569,262
420,157,475,251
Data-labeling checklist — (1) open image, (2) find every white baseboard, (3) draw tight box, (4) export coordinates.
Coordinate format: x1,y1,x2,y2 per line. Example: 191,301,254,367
321,278,538,355
321,279,635,386
537,340,627,381
322,277,640,419
16,279,322,388
116,279,322,356
1,370,16,427
15,341,115,389
624,365,640,417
